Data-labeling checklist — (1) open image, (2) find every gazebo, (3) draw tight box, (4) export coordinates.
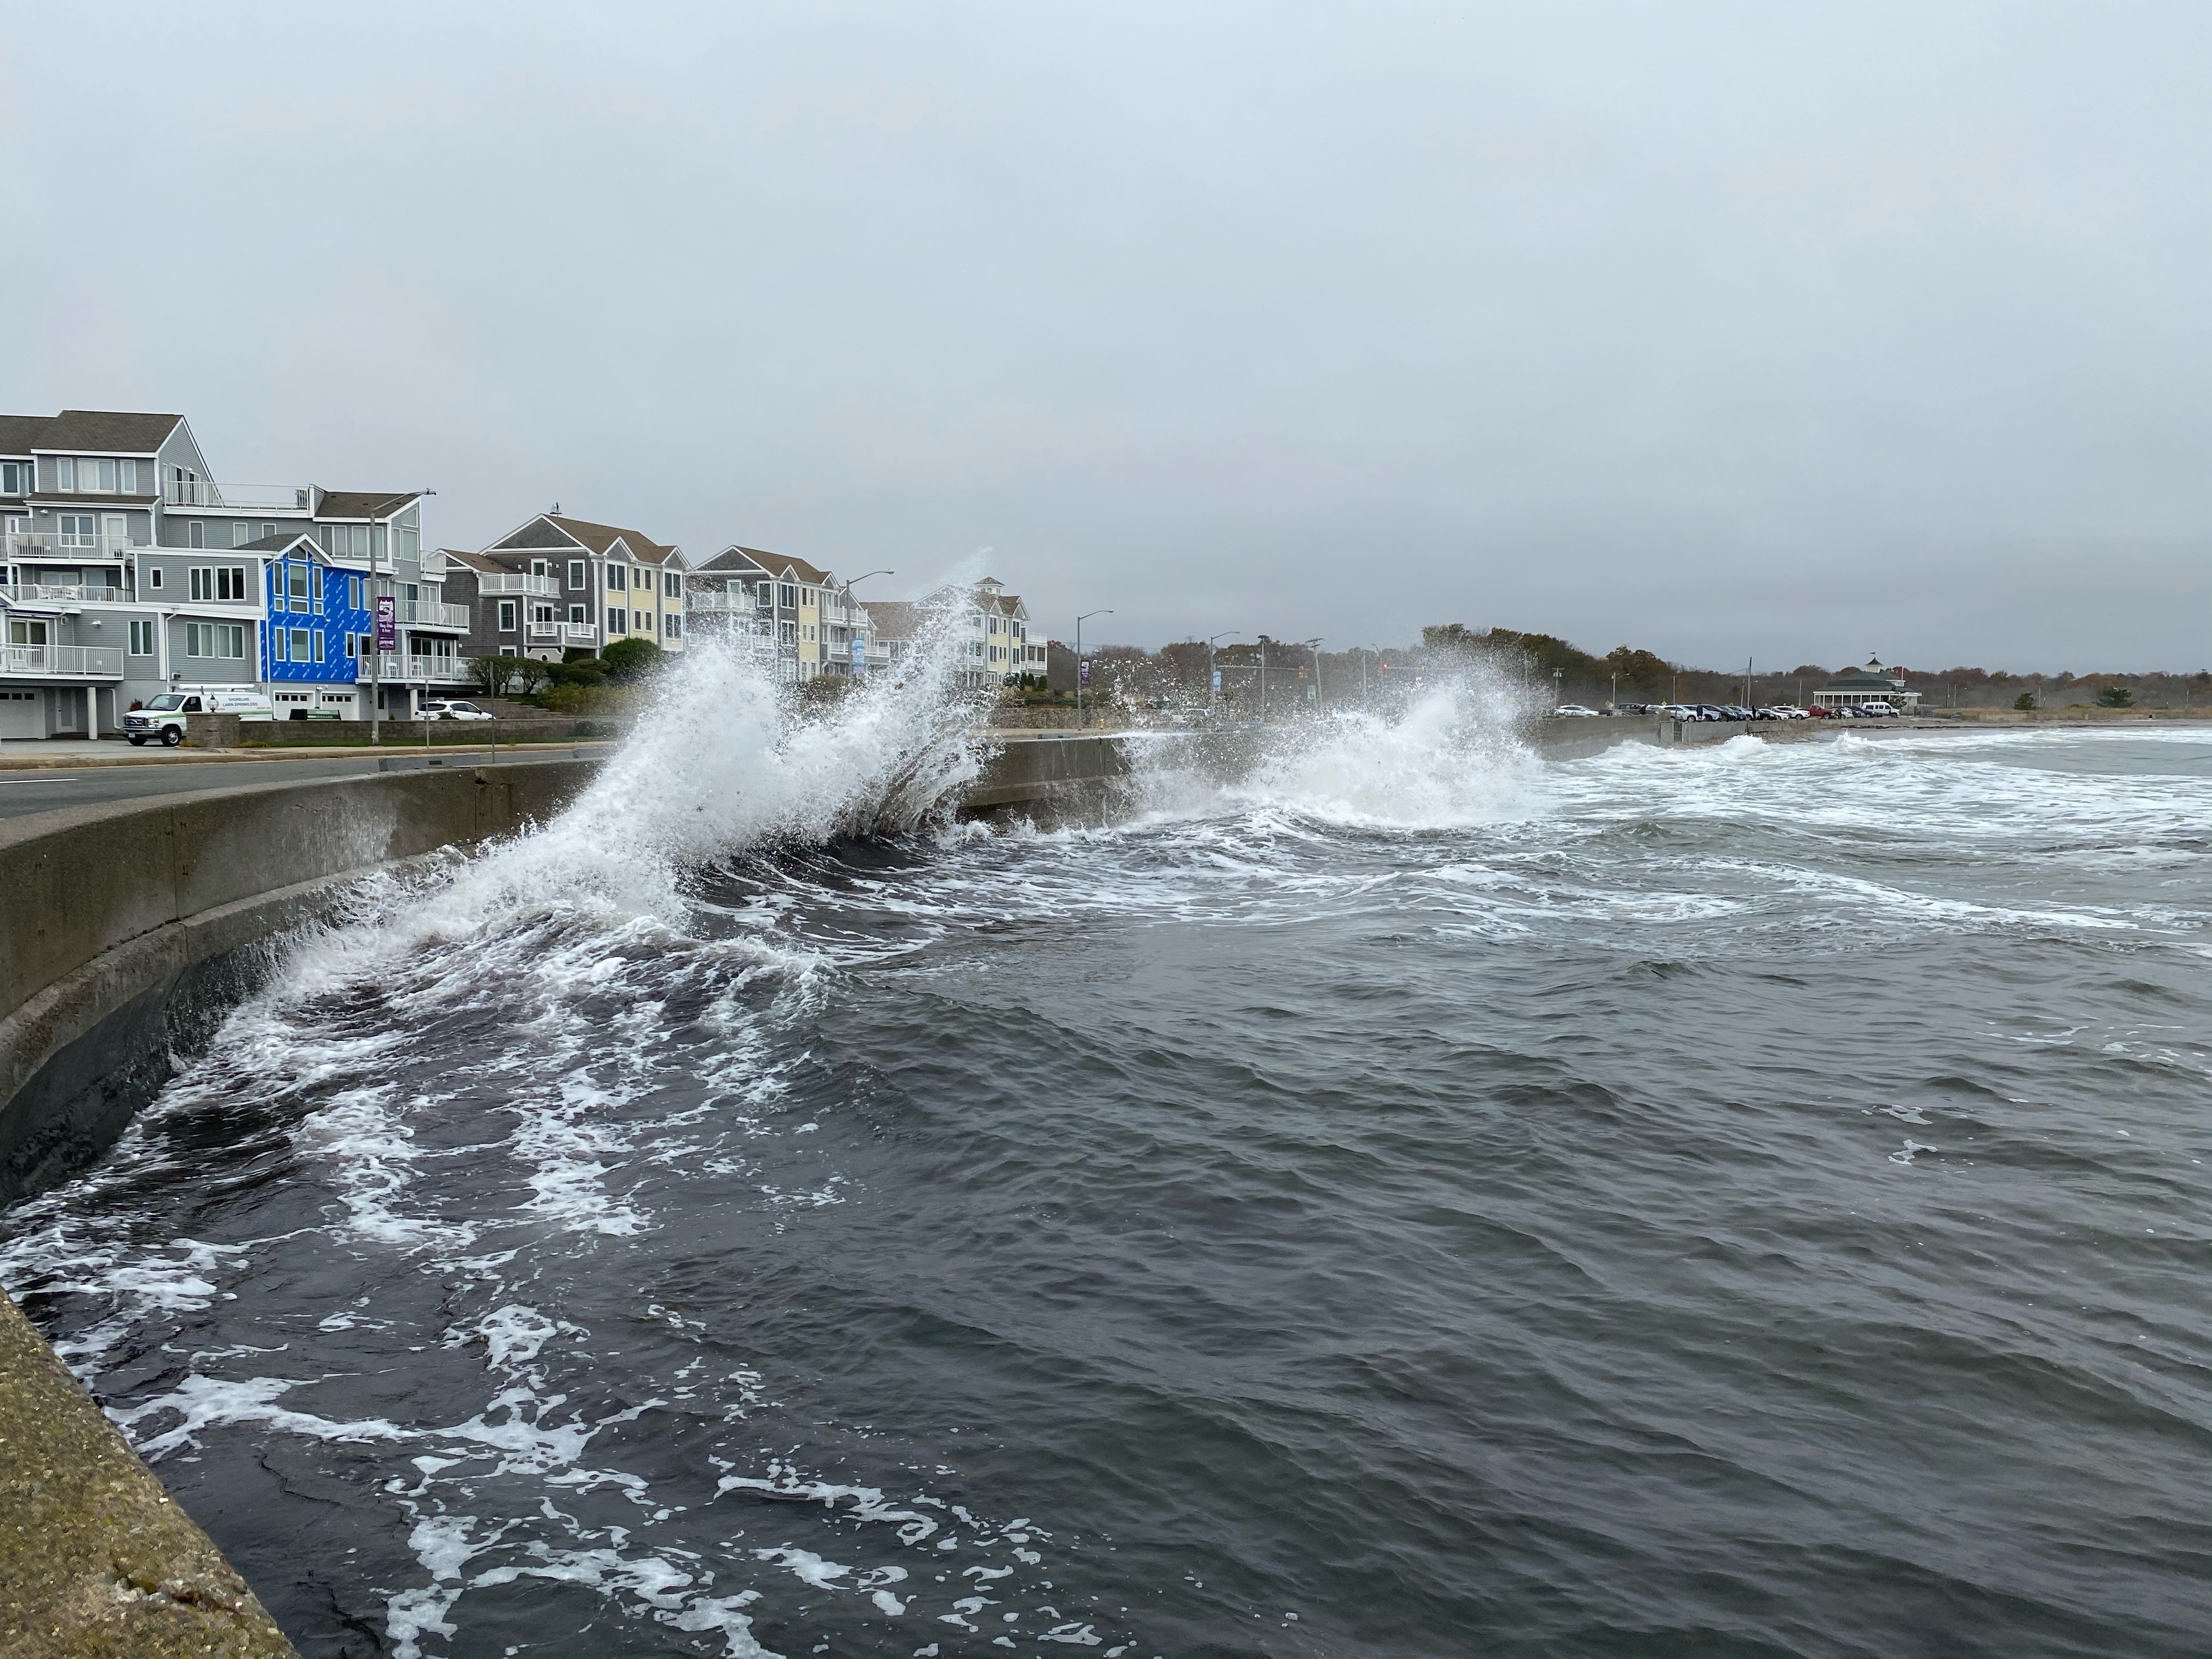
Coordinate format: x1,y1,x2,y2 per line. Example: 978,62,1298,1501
1813,656,1921,712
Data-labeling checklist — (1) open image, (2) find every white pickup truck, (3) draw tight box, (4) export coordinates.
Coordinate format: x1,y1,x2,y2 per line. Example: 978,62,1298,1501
123,686,275,746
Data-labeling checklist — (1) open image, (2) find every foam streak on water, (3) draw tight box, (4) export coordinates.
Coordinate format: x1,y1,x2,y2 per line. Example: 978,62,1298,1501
3,680,2210,1658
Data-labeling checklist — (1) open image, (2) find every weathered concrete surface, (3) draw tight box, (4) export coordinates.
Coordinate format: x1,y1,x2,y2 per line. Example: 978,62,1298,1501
963,733,1132,822
182,712,623,748
0,761,601,1205
0,1289,298,1658
0,731,1135,1659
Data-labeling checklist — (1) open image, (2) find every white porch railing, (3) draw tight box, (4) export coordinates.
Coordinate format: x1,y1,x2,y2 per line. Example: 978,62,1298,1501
395,601,471,629
374,652,474,683
163,479,312,509
478,573,562,598
686,590,761,613
0,644,123,678
4,532,136,562
0,584,128,605
527,621,597,645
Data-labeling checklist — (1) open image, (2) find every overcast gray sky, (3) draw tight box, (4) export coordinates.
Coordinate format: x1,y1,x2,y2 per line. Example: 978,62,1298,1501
7,2,2205,671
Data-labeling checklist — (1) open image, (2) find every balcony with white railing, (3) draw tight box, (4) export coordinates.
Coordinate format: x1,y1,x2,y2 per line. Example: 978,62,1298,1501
374,652,475,684
686,589,761,614
5,532,137,563
1,644,123,679
163,478,313,510
0,584,127,606
526,620,599,646
395,600,471,630
478,573,562,599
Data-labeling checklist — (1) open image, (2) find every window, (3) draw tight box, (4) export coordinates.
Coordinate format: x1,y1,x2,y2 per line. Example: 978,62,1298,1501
232,521,251,548
289,628,311,661
55,458,76,490
312,631,325,663
219,566,246,600
568,560,585,589
664,572,681,597
607,565,628,591
190,567,213,601
779,620,798,644
345,633,357,658
803,624,816,642
188,521,204,549
96,460,117,492
287,562,309,603
58,514,94,548
568,604,586,623
499,645,516,657
607,608,627,634
185,623,245,659
128,619,155,656
777,583,796,608
498,600,518,631
1,462,22,493
665,614,681,639
273,628,287,662
348,576,362,609
150,566,163,589
755,585,771,609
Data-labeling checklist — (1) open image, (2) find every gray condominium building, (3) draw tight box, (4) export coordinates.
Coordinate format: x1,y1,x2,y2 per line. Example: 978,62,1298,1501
0,408,457,736
448,512,688,664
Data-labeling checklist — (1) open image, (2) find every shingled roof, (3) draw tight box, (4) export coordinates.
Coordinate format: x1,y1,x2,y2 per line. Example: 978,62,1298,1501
41,410,186,453
316,489,423,520
699,545,833,585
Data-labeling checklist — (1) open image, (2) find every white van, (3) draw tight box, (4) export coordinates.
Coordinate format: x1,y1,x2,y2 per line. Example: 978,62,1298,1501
123,686,275,746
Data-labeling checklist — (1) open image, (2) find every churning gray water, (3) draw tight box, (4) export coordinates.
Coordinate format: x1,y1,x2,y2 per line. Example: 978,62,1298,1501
3,653,2208,1659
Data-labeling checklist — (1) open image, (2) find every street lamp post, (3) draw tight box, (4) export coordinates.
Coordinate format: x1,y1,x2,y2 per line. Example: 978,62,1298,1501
841,569,893,675
1306,638,1323,711
1075,609,1112,728
1553,665,1564,709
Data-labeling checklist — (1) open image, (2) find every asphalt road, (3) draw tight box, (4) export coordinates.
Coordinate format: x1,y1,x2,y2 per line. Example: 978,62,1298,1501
0,748,606,822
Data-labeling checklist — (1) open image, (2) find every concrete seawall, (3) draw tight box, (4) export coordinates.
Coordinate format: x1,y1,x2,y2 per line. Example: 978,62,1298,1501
0,732,1133,1657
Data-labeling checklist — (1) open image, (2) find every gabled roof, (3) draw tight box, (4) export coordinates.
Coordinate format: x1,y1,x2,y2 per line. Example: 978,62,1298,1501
442,548,506,574
0,415,52,456
701,544,831,585
240,532,325,555
317,489,423,520
15,418,185,458
860,600,924,641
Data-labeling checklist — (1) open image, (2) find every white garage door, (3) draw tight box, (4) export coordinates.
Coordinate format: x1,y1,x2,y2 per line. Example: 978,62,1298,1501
0,690,42,739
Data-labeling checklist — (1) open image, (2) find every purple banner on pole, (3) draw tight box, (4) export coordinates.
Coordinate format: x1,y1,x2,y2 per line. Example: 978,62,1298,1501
1078,657,1092,689
375,594,397,651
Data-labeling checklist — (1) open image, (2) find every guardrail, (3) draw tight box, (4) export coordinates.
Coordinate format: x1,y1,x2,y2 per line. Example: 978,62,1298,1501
0,644,123,678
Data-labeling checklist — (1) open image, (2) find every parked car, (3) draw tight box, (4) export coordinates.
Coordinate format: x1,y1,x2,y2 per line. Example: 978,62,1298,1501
1551,704,1601,717
422,699,494,721
125,686,274,746
1857,701,1899,718
1805,705,1835,718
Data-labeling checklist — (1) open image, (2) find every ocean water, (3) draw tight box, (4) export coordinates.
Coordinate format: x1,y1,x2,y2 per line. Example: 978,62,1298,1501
3,646,2208,1659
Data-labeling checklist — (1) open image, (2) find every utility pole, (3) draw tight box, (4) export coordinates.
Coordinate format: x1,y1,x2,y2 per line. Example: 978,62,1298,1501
1259,636,1268,723
1307,637,1323,711
1553,665,1564,709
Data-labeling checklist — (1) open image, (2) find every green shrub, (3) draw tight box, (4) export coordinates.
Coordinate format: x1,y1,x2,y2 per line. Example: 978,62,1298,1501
600,638,663,682
2096,685,2134,708
2013,691,2037,710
